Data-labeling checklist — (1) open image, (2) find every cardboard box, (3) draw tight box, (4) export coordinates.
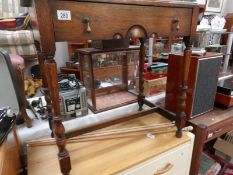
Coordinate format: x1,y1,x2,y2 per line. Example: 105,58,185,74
199,153,221,175
214,138,233,164
136,77,167,97
220,164,233,175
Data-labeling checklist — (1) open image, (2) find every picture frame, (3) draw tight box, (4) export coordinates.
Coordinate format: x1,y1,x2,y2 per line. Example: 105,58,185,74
206,0,224,12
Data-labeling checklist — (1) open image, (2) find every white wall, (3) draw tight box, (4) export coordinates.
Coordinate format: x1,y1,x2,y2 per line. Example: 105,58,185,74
221,0,233,16
197,0,206,4
54,42,69,72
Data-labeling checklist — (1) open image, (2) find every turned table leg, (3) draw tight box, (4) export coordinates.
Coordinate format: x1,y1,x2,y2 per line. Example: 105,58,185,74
38,53,54,136
189,124,207,175
44,60,71,175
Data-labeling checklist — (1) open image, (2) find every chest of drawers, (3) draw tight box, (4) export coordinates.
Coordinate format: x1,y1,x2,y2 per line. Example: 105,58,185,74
28,113,194,175
119,134,194,175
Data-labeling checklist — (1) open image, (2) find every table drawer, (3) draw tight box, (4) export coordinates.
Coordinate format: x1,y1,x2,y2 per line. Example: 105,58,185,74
119,140,193,175
206,118,233,142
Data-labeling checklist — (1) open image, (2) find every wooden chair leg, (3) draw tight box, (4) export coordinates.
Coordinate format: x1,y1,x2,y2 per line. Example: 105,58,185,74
16,67,32,128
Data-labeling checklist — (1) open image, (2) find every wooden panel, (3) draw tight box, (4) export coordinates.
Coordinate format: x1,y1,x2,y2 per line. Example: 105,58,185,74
67,42,87,60
50,1,193,42
189,5,199,43
57,0,197,8
206,117,233,142
29,0,199,55
60,67,80,79
165,54,184,114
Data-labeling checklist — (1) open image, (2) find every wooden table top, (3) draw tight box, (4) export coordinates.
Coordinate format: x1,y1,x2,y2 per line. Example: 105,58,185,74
157,100,233,128
28,113,192,175
188,107,233,127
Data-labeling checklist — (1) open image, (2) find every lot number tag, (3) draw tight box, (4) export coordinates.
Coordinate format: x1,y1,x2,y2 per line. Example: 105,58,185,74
57,10,71,20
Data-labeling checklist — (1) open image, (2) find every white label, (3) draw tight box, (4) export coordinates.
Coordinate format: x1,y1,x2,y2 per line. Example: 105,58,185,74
207,132,213,138
57,10,71,20
146,133,155,139
76,110,81,116
67,104,75,111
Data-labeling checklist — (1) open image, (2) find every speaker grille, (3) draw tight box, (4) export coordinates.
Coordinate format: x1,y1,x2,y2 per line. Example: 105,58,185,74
191,57,222,116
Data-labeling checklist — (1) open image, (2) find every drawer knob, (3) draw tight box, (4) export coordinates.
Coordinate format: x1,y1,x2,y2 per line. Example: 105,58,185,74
82,16,92,33
154,163,174,175
172,17,180,33
214,129,222,133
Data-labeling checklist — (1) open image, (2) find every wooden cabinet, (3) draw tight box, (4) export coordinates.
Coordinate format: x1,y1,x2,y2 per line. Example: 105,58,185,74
119,136,194,175
0,125,21,175
78,47,139,112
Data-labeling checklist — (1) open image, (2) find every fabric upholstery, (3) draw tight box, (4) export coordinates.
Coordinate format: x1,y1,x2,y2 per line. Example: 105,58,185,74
9,54,25,69
0,30,37,55
0,0,37,56
1,44,37,55
0,0,27,18
0,30,34,45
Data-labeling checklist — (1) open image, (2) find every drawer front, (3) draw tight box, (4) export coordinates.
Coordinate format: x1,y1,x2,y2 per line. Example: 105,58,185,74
119,141,193,175
52,1,193,41
206,118,233,142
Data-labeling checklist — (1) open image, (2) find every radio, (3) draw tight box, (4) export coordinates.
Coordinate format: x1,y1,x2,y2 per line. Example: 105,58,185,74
58,74,88,118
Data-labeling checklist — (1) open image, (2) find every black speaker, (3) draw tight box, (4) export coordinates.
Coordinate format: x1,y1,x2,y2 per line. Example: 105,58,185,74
165,52,222,119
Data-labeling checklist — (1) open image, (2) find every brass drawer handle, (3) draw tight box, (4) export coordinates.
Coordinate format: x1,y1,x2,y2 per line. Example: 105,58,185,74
214,129,222,133
154,163,174,175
